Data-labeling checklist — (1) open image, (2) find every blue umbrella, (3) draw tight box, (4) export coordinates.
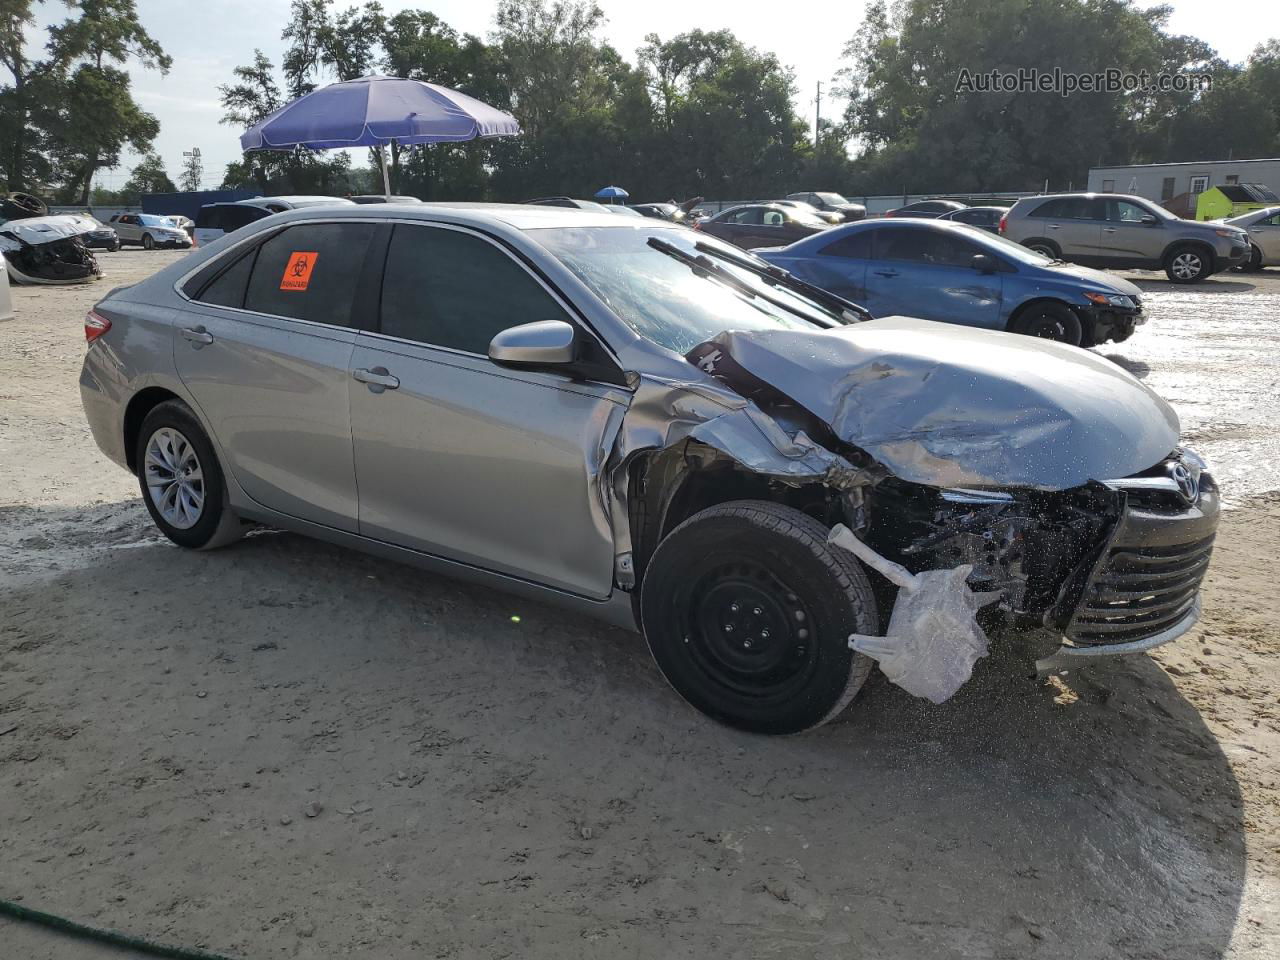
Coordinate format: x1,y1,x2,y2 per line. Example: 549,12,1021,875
241,75,520,198
594,185,629,203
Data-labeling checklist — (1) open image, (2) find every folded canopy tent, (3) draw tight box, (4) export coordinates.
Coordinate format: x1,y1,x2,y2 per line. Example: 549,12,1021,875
240,75,521,199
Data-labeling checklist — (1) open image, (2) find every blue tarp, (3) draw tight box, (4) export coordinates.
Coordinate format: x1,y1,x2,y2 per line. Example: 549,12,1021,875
142,190,260,220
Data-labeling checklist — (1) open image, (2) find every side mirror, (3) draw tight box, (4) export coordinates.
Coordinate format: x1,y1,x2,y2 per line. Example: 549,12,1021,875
488,320,577,368
1140,214,1158,225
970,253,996,274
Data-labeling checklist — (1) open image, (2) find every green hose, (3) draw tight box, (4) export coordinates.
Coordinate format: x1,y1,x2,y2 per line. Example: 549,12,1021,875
0,898,240,960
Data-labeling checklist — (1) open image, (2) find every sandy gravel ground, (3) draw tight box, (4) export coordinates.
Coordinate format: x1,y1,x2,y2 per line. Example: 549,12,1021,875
1,250,1277,959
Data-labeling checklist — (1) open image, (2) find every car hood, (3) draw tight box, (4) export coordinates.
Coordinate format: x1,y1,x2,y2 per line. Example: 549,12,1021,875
1043,263,1142,296
0,214,98,249
689,316,1179,490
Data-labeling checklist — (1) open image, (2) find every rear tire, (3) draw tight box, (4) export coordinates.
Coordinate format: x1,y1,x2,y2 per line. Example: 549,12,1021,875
142,233,155,250
640,501,877,735
1164,245,1211,283
1024,239,1060,259
135,400,243,550
1011,302,1083,345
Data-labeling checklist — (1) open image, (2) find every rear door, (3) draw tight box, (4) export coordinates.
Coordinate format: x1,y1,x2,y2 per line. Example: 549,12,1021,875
863,225,1003,328
348,221,628,598
786,230,870,304
114,215,141,244
174,220,377,531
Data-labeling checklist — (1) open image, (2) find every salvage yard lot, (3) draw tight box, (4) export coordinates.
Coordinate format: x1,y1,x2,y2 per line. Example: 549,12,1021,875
1,250,1278,958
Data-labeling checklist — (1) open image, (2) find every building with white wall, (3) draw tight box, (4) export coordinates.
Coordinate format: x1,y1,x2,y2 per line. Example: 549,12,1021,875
1087,158,1280,207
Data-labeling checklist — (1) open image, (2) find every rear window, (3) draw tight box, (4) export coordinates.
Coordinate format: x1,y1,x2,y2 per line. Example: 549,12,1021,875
195,206,224,230
1029,197,1097,219
243,222,376,326
819,231,871,259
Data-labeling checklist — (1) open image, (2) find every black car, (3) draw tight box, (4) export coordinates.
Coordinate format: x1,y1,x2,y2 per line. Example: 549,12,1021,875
936,205,1010,233
885,199,968,219
632,202,686,223
785,191,867,222
695,203,830,250
82,223,121,251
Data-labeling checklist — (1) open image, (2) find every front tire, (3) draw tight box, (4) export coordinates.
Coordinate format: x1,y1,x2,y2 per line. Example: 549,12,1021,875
1011,302,1083,345
135,400,243,550
142,233,155,250
1239,244,1264,272
1165,245,1211,283
640,501,877,735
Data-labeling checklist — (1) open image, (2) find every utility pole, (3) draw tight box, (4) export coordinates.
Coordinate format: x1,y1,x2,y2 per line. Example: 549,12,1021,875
815,81,822,150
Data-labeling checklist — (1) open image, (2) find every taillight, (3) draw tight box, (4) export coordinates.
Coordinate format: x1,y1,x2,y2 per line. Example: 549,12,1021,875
998,212,1008,234
85,309,111,343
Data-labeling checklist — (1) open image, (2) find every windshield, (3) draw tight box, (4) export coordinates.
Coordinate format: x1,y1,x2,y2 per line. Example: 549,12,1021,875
1227,206,1279,225
534,225,840,354
816,192,848,205
138,215,172,227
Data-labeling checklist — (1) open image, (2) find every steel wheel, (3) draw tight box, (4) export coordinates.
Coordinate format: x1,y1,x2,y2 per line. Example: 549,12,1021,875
143,426,204,530
685,561,818,700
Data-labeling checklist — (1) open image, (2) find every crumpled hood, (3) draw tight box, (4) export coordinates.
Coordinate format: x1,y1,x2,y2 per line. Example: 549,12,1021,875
0,214,98,250
691,316,1179,490
1045,263,1142,297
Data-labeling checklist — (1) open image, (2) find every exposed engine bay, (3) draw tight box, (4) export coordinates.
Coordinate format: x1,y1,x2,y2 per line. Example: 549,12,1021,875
0,200,102,285
607,318,1217,699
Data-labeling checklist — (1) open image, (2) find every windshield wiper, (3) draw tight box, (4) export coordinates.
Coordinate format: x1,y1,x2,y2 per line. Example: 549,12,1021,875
646,236,860,328
690,240,873,323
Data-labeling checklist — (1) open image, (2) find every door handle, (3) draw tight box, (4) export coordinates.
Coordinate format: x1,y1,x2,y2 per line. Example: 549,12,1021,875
874,269,899,278
352,366,400,391
1047,224,1061,230
1102,227,1117,233
180,326,213,346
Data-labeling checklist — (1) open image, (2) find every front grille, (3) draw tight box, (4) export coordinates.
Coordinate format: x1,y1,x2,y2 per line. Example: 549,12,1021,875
1067,534,1214,646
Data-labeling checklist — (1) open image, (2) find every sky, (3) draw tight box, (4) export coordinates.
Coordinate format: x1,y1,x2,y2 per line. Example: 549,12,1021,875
25,0,1280,192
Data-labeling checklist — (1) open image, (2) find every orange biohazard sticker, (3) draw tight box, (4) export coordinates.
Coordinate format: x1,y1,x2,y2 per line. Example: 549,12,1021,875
280,251,318,291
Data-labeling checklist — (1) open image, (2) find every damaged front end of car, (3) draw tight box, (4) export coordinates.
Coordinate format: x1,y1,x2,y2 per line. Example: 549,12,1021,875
607,315,1218,700
0,215,102,285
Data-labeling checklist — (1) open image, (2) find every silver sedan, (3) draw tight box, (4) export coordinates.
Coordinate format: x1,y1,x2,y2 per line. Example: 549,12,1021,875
80,204,1218,733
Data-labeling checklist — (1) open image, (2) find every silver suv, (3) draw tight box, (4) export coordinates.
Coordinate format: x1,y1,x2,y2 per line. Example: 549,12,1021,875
1001,193,1249,283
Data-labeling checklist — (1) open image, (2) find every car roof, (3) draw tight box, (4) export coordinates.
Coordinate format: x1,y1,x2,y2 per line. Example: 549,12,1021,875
248,201,670,232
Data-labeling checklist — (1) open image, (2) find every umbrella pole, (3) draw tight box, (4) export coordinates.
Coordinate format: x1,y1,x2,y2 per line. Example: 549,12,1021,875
379,144,392,201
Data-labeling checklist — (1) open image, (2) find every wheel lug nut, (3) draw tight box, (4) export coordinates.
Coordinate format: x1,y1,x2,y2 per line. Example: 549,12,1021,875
724,624,734,633
752,606,763,616
730,603,740,612
743,639,753,649
793,610,806,622
798,628,808,639
761,629,770,639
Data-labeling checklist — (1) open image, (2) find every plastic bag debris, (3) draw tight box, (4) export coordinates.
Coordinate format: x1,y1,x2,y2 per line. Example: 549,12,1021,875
828,524,1000,704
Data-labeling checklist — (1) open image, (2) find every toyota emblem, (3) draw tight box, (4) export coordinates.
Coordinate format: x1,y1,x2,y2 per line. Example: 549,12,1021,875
1169,462,1199,504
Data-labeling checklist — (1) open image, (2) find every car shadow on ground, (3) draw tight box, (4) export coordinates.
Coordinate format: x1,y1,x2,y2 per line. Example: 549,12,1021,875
0,504,1247,960
1121,273,1259,294
1099,352,1152,379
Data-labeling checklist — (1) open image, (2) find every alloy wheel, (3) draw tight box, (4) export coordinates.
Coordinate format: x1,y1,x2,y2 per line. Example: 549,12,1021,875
1171,252,1203,280
143,427,205,529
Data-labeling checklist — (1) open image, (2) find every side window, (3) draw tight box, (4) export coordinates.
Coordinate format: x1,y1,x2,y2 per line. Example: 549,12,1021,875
197,248,257,309
819,231,871,259
1030,199,1066,218
380,224,573,355
1262,213,1280,226
223,206,268,232
1110,200,1149,222
243,222,375,326
763,210,785,226
875,228,932,262
727,208,760,225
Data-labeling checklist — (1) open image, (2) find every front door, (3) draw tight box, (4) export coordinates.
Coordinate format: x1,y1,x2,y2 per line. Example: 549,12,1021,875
863,225,1003,328
173,220,376,531
1251,211,1280,262
1099,198,1163,264
348,222,628,599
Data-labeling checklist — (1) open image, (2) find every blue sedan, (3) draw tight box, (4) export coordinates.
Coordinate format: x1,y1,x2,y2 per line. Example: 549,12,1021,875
756,218,1145,346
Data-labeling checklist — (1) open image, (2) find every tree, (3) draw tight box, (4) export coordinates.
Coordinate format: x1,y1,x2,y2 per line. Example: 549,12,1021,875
41,0,171,202
120,151,174,200
218,49,282,192
0,0,59,191
178,149,202,191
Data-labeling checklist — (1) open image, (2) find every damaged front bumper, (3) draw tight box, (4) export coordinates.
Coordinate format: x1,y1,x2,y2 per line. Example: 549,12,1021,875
1035,597,1201,674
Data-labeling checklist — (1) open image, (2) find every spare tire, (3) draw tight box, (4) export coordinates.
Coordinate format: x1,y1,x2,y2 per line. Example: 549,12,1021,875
1,193,48,221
